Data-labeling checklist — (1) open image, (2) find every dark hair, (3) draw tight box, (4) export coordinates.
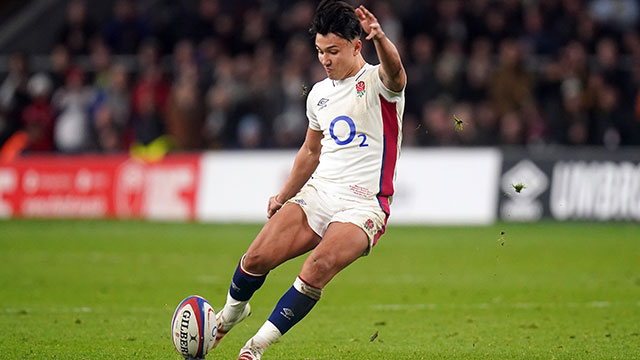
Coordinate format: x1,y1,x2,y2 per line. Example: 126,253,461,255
309,0,362,40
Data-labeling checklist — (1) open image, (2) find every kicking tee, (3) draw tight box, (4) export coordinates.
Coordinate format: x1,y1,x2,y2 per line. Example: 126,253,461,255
306,63,404,214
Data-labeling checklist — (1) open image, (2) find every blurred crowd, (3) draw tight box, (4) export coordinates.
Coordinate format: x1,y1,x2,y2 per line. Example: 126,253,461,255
1,0,640,155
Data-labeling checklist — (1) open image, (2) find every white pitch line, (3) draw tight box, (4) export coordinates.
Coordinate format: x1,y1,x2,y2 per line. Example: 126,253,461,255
2,306,166,314
371,304,437,311
370,300,625,311
587,301,611,308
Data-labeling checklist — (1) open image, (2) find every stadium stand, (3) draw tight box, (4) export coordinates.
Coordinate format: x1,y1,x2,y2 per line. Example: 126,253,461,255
0,0,639,153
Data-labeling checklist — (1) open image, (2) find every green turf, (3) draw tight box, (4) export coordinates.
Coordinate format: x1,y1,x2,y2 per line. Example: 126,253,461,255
0,219,638,359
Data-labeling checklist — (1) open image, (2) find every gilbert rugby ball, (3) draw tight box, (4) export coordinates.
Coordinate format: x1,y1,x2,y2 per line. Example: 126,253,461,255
171,295,217,359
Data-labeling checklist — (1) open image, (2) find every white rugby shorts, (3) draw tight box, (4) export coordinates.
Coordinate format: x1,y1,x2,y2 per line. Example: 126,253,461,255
285,182,388,255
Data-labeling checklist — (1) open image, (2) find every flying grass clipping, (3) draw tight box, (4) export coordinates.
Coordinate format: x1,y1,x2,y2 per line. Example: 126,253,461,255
512,183,526,193
453,114,464,131
498,231,506,246
370,331,379,342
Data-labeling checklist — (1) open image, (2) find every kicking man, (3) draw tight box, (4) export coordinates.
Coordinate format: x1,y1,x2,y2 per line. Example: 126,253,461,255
214,1,406,358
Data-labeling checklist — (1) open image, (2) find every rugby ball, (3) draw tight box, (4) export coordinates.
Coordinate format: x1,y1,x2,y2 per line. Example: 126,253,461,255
171,295,217,359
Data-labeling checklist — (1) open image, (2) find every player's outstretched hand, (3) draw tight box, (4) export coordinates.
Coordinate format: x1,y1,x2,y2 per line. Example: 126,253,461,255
355,5,385,41
267,195,284,218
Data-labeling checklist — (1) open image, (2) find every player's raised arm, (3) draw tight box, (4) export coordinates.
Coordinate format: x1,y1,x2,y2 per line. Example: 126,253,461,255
267,127,323,218
355,5,406,92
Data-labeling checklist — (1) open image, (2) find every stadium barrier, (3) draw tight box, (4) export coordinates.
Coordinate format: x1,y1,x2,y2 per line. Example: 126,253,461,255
499,148,640,222
0,154,200,220
1,148,638,224
196,149,502,225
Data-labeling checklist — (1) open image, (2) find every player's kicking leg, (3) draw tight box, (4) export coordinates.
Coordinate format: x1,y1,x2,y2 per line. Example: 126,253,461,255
213,253,260,348
237,222,369,359
214,203,320,349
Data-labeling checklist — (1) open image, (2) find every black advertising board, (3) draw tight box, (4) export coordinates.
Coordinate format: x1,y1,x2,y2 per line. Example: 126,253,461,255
499,147,640,222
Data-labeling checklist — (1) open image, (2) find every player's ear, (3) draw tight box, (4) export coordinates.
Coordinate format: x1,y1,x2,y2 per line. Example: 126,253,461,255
353,39,362,55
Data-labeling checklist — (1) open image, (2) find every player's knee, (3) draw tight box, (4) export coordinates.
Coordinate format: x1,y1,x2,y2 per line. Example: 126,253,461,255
242,251,272,275
305,255,337,285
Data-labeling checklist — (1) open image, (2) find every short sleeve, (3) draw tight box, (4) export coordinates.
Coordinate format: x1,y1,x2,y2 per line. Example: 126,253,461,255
306,86,321,131
373,65,404,103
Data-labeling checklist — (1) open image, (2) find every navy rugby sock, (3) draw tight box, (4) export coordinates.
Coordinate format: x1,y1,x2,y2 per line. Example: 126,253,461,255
228,255,267,301
267,276,321,335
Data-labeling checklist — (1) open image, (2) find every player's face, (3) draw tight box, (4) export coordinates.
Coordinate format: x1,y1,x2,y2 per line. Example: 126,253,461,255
315,33,362,80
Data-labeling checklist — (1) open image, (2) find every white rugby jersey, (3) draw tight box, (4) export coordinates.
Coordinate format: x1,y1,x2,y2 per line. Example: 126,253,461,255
306,63,404,214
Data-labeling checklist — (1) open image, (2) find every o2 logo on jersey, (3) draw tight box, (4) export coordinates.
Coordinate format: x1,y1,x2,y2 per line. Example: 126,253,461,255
329,116,368,147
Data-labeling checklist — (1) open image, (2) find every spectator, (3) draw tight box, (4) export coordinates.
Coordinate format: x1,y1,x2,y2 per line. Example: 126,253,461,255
588,0,639,29
372,1,402,44
131,63,169,117
0,52,30,148
203,56,237,148
52,66,95,153
594,37,626,88
90,63,131,152
567,72,604,145
237,8,270,54
589,83,626,148
434,40,464,99
191,0,221,43
405,34,437,119
271,36,311,147
104,0,151,54
544,41,589,144
489,39,533,116
165,69,205,150
484,4,510,48
89,39,113,89
433,1,466,48
21,73,55,152
56,0,97,55
237,114,263,149
171,39,197,80
460,38,493,104
204,84,231,149
499,111,525,145
131,64,169,145
520,6,558,55
474,100,500,145
49,44,71,90
197,37,227,93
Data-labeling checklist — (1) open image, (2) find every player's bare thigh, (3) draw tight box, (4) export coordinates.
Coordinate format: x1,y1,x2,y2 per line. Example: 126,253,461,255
243,202,321,275
299,222,369,288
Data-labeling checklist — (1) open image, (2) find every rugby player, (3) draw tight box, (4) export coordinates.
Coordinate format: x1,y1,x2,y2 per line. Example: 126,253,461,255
213,1,406,358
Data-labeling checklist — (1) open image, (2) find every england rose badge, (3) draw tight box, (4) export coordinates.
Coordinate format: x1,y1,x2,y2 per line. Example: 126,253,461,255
356,81,366,97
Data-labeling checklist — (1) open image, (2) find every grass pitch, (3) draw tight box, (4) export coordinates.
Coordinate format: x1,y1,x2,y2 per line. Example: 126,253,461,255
0,219,638,359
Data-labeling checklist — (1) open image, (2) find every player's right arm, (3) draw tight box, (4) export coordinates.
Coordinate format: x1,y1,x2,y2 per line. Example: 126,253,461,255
355,5,406,92
267,127,323,218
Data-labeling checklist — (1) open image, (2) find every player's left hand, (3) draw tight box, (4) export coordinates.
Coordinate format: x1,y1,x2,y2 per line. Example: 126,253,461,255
355,5,385,41
267,194,284,219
